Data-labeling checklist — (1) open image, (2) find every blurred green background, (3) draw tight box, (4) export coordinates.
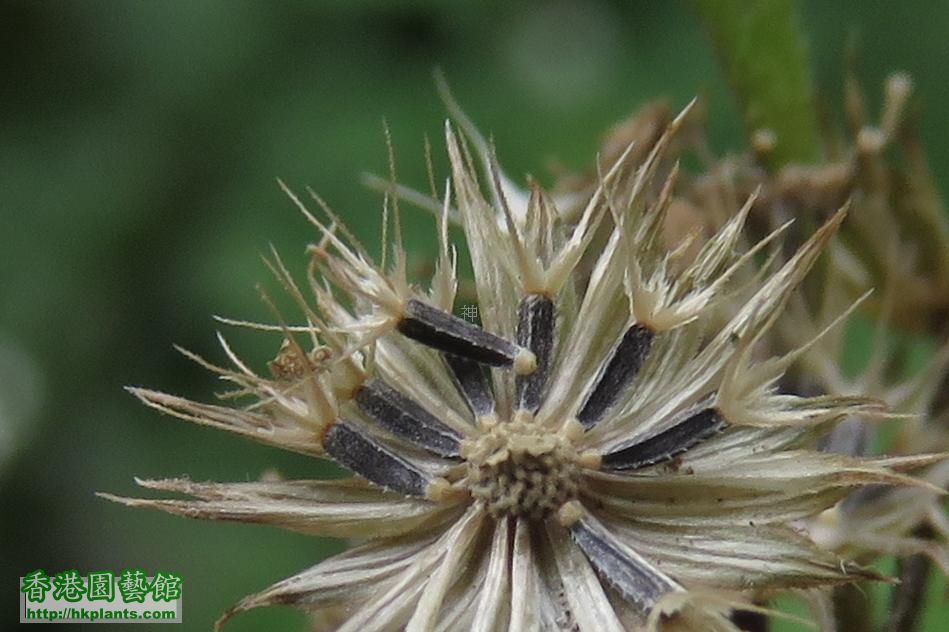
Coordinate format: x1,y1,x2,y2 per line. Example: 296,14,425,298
2,1,948,630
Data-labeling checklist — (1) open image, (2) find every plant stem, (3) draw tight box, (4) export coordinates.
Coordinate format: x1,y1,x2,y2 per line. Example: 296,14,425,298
886,553,931,632
693,0,821,167
832,582,873,632
885,526,935,632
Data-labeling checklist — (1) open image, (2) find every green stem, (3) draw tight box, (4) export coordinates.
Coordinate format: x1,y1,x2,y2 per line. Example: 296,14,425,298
693,0,821,166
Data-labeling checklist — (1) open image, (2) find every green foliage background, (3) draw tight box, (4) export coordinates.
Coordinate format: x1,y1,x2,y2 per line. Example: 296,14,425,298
1,1,947,630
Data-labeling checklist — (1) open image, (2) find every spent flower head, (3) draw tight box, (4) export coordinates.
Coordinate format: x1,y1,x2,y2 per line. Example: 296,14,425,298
104,100,941,631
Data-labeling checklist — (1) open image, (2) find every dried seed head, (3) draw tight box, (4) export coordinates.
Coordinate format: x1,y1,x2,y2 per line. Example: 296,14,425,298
108,92,935,632
462,413,583,519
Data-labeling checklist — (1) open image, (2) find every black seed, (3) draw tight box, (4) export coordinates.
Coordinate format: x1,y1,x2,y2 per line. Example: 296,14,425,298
569,513,678,611
354,379,462,458
731,610,769,632
397,299,520,367
515,294,555,412
601,407,727,471
444,353,496,418
323,421,431,496
577,324,654,428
